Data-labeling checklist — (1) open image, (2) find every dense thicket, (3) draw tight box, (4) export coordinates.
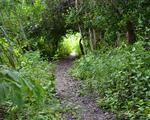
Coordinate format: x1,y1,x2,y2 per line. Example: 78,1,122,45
37,0,150,57
71,42,150,119
0,0,149,119
1,0,149,57
0,1,61,119
64,0,149,119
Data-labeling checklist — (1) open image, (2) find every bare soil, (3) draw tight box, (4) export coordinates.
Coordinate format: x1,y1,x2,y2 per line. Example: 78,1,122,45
55,56,115,120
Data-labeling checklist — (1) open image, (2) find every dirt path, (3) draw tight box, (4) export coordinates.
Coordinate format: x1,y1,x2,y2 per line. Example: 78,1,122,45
55,56,115,120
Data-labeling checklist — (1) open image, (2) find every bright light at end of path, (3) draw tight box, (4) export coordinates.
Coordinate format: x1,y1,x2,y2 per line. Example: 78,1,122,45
70,51,78,57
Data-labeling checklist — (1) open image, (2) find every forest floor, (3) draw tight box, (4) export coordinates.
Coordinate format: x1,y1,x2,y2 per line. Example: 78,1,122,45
55,56,115,120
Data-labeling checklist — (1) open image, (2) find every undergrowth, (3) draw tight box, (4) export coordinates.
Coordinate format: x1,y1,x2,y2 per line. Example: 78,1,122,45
1,51,62,120
70,41,150,120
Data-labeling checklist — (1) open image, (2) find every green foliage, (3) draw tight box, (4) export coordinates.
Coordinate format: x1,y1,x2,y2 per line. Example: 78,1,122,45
0,0,149,119
0,51,61,119
0,66,23,106
0,36,21,69
19,51,55,95
70,41,150,119
16,51,61,119
56,32,81,57
0,0,48,58
65,0,149,47
0,0,45,40
1,0,149,58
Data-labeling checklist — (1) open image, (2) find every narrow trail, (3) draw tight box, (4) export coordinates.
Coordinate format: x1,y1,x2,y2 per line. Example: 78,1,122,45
55,56,115,120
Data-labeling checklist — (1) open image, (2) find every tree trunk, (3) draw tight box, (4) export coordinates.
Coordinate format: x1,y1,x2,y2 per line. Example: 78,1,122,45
88,28,97,50
79,38,85,55
76,0,85,55
115,32,120,47
78,25,85,55
126,20,136,44
99,31,102,41
92,28,97,49
75,0,78,9
89,28,94,51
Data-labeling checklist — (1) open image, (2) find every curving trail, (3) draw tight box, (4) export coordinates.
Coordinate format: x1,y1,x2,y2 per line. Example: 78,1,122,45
55,56,115,120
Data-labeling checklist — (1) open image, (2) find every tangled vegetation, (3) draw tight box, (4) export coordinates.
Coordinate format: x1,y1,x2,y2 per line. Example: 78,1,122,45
71,42,150,119
0,0,149,119
0,51,61,119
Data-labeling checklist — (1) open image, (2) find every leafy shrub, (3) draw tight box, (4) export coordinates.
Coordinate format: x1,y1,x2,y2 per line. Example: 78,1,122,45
0,60,44,108
71,41,150,119
0,51,61,119
0,65,25,106
17,51,61,120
